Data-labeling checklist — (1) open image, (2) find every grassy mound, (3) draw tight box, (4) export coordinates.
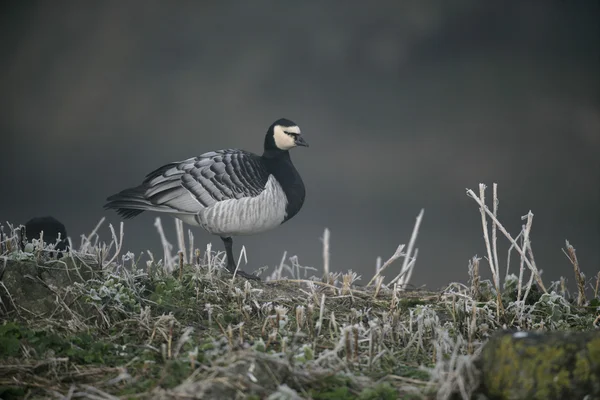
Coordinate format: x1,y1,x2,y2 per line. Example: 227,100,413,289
1,183,598,399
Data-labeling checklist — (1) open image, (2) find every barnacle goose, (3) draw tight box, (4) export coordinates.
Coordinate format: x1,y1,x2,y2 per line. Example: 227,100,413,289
104,118,308,280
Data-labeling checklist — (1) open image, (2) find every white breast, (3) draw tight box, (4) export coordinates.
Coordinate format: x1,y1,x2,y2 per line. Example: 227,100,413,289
194,175,288,236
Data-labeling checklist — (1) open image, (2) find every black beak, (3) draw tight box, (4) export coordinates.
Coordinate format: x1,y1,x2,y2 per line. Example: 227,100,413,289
295,135,309,147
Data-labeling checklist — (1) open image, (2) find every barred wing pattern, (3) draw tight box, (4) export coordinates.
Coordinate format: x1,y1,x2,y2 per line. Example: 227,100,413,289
105,150,271,219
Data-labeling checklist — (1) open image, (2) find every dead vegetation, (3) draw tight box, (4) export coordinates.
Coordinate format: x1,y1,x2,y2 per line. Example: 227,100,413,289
0,183,598,400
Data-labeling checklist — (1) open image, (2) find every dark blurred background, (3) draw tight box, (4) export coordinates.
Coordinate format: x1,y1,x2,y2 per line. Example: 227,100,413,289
1,1,598,290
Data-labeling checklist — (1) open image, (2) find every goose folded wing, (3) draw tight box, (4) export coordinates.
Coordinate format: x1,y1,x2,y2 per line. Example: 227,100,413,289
141,150,270,213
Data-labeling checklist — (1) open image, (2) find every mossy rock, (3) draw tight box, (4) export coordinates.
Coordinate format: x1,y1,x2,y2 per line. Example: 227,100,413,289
0,257,100,318
478,330,600,400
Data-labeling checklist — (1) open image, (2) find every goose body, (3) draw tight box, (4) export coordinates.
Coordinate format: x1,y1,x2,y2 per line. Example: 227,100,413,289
104,118,308,279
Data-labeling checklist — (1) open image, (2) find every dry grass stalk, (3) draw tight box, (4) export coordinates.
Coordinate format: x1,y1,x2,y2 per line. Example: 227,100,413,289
0,279,19,317
178,251,184,281
505,229,523,280
389,283,400,314
469,257,480,300
205,242,213,277
261,313,271,338
467,186,546,294
344,327,352,364
353,325,359,362
322,228,330,282
368,327,375,370
373,276,384,299
491,183,500,284
154,217,174,272
226,324,234,349
525,234,544,291
474,184,504,320
516,213,535,302
104,222,124,267
595,272,600,299
307,303,315,338
468,301,476,355
296,305,305,332
175,218,187,264
316,294,325,338
239,324,245,347
520,265,537,307
188,229,195,264
400,248,418,287
167,322,174,359
328,311,338,342
516,228,526,302
390,209,424,288
230,245,248,283
563,240,586,306
4,231,11,253
367,244,404,287
342,272,352,295
79,217,105,252
274,305,289,338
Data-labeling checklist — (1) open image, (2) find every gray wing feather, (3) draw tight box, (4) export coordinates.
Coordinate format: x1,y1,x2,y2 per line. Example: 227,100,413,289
104,150,270,218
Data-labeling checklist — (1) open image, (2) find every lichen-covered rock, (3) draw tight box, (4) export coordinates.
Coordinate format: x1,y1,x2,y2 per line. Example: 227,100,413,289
0,257,99,318
478,330,600,400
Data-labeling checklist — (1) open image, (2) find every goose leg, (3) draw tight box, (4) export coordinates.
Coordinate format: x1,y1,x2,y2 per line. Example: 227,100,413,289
220,236,260,280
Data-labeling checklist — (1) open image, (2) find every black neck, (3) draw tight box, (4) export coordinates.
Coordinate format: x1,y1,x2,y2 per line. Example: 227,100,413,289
261,149,305,222
262,148,288,159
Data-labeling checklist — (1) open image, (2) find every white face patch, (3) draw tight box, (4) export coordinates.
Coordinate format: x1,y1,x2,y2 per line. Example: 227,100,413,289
273,125,301,150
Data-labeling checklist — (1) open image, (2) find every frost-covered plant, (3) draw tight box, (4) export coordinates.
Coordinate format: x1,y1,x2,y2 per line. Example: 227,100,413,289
82,275,142,315
527,292,581,330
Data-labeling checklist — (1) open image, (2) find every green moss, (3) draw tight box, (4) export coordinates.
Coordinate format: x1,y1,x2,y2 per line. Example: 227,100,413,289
66,334,115,364
483,332,600,400
552,369,570,398
524,342,571,399
587,337,600,363
574,352,591,383
398,298,428,309
0,386,27,400
309,376,355,400
586,337,600,387
313,386,352,400
303,345,314,361
486,335,519,395
532,347,563,399
158,360,194,388
307,376,403,400
486,335,576,399
392,363,430,381
358,383,398,399
117,359,194,395
0,322,140,366
0,322,22,357
0,322,72,360
253,339,266,352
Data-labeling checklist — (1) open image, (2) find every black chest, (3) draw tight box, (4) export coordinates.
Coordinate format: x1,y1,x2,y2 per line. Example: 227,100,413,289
262,152,306,223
